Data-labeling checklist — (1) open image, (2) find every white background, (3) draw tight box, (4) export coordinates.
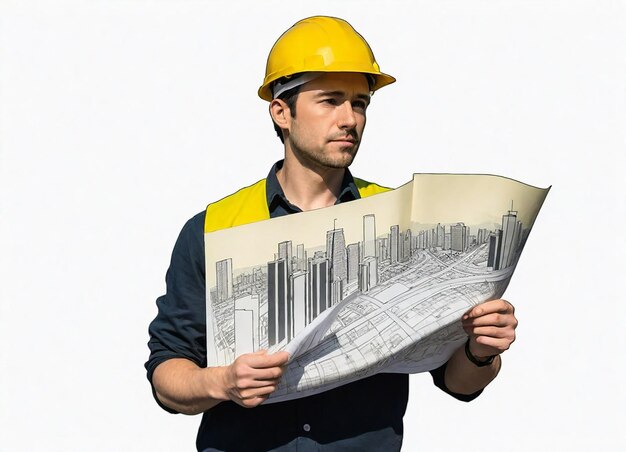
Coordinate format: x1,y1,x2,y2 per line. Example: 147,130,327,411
1,1,625,450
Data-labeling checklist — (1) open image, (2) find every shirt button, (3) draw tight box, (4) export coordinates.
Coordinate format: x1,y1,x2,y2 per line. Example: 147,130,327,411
303,424,311,432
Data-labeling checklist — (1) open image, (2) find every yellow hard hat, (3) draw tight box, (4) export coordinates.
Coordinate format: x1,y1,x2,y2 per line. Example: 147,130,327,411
258,16,396,101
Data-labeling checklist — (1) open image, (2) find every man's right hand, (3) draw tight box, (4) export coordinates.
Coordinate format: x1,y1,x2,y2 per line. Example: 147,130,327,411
218,350,290,408
152,350,290,415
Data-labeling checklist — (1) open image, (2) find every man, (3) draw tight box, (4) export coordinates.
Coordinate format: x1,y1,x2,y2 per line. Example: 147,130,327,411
146,16,517,451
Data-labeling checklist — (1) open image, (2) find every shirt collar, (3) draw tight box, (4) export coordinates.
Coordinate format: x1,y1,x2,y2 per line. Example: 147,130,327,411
266,160,361,216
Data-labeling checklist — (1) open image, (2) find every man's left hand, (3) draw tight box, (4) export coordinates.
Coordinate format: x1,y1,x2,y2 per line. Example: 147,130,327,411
462,299,518,359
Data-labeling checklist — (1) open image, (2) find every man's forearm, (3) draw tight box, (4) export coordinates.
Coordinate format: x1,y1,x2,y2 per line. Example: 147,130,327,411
443,344,501,395
153,358,226,415
152,351,290,414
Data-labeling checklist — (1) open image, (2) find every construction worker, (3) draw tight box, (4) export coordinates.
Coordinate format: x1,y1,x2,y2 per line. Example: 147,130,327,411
146,16,518,451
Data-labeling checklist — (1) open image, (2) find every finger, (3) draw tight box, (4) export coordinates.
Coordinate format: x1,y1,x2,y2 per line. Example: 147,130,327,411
255,366,284,381
249,366,284,382
246,351,290,369
237,384,278,401
245,394,270,403
463,299,514,320
234,376,282,390
474,335,515,351
463,312,517,328
466,325,515,339
237,394,270,409
232,349,268,372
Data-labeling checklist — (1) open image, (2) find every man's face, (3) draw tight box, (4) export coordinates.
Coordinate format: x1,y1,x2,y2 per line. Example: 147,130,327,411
285,72,371,170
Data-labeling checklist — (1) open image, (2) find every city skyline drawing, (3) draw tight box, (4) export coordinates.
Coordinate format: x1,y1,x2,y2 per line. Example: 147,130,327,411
204,173,550,402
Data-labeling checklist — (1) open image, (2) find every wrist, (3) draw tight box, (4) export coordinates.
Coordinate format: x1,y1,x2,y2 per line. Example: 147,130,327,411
197,366,229,402
464,339,496,367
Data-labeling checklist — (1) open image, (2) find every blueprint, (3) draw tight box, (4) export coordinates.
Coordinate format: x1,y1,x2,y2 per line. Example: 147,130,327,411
204,173,549,403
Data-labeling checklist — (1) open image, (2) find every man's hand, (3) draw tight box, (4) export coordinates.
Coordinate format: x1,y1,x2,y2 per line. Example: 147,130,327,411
440,299,516,395
462,299,517,359
152,350,290,414
219,350,290,408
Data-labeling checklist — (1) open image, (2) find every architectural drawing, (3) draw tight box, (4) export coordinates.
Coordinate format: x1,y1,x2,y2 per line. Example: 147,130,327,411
205,174,550,403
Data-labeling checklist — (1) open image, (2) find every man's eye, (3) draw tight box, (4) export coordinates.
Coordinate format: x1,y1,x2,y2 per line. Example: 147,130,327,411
352,101,368,111
323,98,338,105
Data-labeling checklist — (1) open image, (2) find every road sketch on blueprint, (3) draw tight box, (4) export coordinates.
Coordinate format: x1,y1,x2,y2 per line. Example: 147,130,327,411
205,173,550,403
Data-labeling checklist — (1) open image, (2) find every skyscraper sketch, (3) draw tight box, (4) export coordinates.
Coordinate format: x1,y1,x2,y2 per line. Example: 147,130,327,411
267,257,290,346
362,214,376,258
209,205,529,363
346,243,360,284
234,293,260,356
389,225,399,263
307,255,329,323
290,270,307,338
498,210,521,270
216,258,233,302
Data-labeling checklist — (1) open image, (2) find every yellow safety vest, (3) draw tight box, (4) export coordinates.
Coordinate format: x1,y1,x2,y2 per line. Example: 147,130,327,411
205,177,390,233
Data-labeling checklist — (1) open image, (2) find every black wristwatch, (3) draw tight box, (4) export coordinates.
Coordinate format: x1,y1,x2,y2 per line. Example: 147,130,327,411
464,339,496,367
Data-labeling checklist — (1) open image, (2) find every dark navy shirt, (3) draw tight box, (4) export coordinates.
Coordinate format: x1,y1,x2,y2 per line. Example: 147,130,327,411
146,161,480,451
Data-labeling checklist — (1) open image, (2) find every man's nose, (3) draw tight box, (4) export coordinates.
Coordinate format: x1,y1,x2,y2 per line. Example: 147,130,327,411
337,101,358,129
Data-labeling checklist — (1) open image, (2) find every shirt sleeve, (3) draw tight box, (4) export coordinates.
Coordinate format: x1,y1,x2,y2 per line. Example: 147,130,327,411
428,361,483,402
145,211,207,413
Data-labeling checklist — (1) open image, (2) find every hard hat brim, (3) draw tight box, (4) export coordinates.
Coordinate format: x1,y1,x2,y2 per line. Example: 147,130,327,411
258,71,396,102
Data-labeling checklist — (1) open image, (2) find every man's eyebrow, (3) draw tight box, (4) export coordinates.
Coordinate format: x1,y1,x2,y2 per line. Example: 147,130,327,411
315,91,371,103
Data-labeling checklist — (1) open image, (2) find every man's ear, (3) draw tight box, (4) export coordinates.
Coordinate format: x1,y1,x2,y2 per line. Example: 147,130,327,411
269,98,291,131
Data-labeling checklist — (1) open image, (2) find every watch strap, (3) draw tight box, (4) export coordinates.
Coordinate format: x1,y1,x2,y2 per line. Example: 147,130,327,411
465,339,496,367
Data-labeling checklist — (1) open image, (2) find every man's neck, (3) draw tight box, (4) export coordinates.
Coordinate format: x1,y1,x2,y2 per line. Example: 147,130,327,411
276,156,346,212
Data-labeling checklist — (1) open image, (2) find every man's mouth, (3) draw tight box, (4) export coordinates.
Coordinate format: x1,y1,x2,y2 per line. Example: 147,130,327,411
331,136,357,144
